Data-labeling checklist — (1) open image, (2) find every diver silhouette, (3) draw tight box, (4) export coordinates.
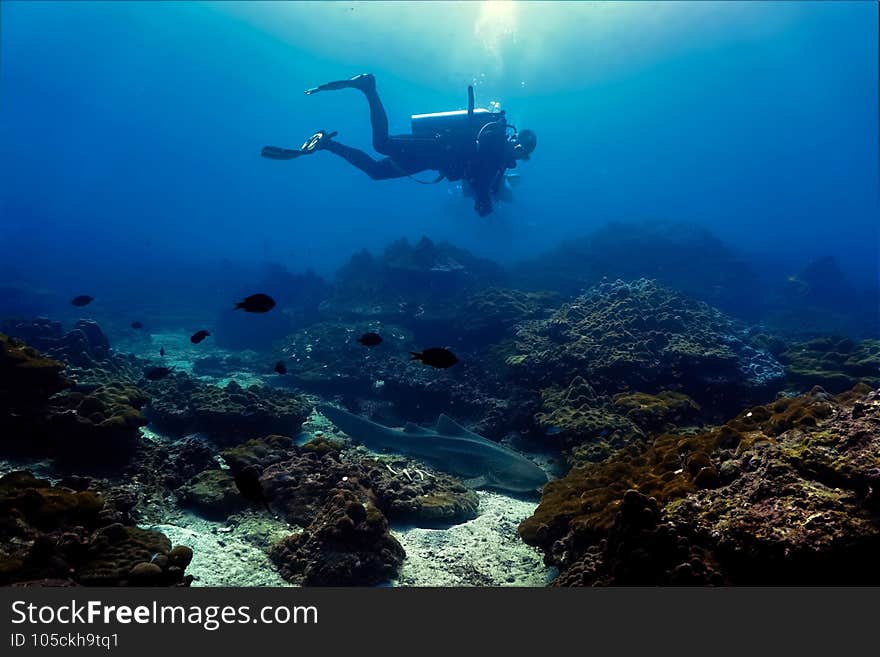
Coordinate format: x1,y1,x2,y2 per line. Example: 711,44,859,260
261,73,536,217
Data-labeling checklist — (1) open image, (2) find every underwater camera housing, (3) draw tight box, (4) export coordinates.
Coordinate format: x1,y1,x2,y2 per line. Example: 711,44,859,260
411,85,517,149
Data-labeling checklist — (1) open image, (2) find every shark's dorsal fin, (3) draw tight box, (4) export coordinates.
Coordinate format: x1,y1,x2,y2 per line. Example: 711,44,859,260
403,422,433,435
436,414,469,436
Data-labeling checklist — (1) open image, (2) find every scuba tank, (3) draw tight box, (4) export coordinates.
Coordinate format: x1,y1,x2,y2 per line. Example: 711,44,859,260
411,85,512,145
407,85,522,190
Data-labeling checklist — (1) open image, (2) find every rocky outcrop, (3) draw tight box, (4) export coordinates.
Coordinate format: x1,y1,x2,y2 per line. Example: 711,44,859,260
145,376,312,445
520,384,880,586
508,279,784,417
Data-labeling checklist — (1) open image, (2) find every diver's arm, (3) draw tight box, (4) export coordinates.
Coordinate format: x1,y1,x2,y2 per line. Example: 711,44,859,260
467,170,495,216
465,137,509,216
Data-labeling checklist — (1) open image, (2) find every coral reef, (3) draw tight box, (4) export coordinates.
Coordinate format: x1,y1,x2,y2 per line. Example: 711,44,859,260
458,288,559,345
8,229,875,589
331,237,506,308
0,471,192,586
1,335,147,465
0,332,70,406
521,384,880,585
259,439,479,528
46,383,150,464
664,384,880,584
76,524,191,586
260,449,367,526
363,457,480,526
269,488,405,586
552,490,723,586
176,470,248,520
168,434,301,521
115,434,218,515
0,333,70,453
145,375,312,445
280,321,415,394
0,471,104,529
780,337,880,393
535,376,645,462
511,220,762,319
281,320,529,438
0,318,143,389
611,390,701,434
320,237,506,345
508,279,784,416
179,429,473,529
221,434,296,474
168,431,299,525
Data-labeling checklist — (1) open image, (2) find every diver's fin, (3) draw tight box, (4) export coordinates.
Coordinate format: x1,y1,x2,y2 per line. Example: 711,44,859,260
261,146,306,160
260,146,305,160
306,80,350,95
305,73,374,95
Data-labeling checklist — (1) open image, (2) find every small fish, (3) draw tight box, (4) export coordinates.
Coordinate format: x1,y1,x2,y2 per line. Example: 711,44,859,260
190,329,211,344
71,295,94,307
131,321,144,329
234,465,270,511
159,347,165,357
144,366,172,381
234,293,276,313
357,332,383,347
545,426,564,436
410,347,458,369
274,360,287,375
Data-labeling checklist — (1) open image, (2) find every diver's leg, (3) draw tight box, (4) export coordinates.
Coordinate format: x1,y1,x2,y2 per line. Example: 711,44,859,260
322,140,410,180
304,73,393,154
357,80,394,154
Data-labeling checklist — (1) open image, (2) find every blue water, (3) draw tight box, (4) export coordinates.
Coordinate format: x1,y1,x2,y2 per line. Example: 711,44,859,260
1,1,877,323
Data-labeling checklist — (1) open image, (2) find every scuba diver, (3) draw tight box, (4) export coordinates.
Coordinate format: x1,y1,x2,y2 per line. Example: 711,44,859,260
261,73,537,217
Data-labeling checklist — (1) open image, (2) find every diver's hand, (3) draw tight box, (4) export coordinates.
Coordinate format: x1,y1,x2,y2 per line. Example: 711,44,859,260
475,199,493,217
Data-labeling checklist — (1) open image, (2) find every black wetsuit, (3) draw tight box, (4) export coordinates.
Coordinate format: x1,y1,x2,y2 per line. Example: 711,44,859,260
322,84,516,214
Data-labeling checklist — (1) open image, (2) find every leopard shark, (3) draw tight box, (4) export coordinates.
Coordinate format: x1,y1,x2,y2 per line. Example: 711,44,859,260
317,404,548,494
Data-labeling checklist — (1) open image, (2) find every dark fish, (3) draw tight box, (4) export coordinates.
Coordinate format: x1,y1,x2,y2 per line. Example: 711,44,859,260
144,366,172,381
410,347,458,369
131,321,144,329
357,332,383,347
159,347,165,357
71,295,93,307
190,329,211,344
234,465,270,510
234,293,276,313
274,360,287,375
